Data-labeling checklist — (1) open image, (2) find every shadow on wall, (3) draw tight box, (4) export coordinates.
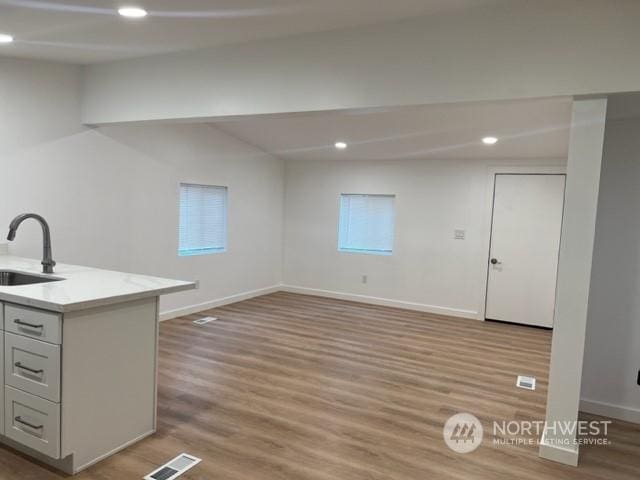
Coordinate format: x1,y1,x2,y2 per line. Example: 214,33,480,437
582,116,640,422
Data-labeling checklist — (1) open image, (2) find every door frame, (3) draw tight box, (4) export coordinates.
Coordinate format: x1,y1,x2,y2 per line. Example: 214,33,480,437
478,165,567,321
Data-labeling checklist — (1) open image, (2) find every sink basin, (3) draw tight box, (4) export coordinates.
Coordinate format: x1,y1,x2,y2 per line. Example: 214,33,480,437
0,270,64,286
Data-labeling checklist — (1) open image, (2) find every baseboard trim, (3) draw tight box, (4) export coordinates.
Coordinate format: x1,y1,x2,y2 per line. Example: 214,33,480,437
160,284,480,322
580,398,640,424
280,285,478,319
538,430,579,466
159,284,281,321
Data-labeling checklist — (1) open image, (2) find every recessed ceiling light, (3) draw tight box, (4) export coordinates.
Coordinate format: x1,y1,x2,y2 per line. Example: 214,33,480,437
0,34,14,44
335,141,348,150
482,136,498,145
118,6,148,18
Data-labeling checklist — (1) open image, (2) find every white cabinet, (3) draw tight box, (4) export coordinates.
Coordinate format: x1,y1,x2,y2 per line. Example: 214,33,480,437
0,255,193,475
0,297,159,474
0,308,4,437
1,302,62,460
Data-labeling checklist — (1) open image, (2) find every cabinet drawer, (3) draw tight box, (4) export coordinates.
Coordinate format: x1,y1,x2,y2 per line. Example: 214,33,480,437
5,333,60,402
4,386,60,459
4,304,61,345
0,331,3,436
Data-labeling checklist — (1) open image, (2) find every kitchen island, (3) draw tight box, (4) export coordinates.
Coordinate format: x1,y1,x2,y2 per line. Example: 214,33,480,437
0,254,196,474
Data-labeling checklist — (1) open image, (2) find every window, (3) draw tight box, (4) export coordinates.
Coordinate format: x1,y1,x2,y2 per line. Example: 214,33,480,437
338,194,395,255
178,183,227,256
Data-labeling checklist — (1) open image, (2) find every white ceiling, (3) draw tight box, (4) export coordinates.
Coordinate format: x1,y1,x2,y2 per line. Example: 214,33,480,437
214,97,573,162
0,0,496,64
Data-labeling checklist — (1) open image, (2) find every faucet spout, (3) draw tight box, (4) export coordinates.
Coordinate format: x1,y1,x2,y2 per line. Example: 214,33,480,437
7,213,56,274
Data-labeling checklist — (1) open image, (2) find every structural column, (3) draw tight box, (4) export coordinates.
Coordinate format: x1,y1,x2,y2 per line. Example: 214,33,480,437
539,97,608,465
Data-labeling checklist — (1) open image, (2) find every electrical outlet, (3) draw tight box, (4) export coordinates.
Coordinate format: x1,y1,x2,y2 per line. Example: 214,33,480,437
362,275,368,284
454,229,466,240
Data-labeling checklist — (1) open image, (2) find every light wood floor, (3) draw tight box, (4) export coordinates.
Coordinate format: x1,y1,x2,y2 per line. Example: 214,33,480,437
1,292,639,479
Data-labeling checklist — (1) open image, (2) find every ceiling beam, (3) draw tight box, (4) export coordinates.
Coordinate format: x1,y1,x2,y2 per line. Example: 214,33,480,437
82,0,640,124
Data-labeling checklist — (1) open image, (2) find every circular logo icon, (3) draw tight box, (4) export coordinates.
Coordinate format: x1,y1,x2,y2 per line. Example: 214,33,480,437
443,413,484,453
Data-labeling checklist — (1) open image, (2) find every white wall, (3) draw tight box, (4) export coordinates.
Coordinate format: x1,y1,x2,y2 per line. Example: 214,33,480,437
83,0,640,124
581,117,640,423
0,57,284,317
282,157,566,318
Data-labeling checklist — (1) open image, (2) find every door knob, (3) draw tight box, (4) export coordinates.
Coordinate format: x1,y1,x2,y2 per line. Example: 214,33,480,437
490,258,502,265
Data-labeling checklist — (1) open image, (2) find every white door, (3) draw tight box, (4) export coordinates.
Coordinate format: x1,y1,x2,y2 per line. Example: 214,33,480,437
485,174,566,327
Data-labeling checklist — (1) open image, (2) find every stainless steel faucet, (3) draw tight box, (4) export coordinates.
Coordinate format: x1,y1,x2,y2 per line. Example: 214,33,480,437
7,213,56,274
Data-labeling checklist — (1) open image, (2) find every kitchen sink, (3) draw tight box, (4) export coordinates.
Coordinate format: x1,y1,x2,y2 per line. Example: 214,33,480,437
0,270,64,286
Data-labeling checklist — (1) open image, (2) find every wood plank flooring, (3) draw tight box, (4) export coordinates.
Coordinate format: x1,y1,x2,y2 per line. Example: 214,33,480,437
1,292,638,479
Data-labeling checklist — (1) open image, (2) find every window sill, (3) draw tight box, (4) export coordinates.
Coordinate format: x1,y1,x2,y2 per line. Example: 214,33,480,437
338,248,392,256
179,248,226,257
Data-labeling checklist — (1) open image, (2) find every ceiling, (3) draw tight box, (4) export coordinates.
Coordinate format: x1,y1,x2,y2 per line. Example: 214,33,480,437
214,97,573,162
0,0,496,64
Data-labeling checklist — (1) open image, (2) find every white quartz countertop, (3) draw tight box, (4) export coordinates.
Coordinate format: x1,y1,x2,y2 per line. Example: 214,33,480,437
0,255,196,313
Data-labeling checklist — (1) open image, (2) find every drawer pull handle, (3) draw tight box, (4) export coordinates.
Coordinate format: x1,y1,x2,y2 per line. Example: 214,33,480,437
14,362,44,375
14,319,44,329
15,416,43,430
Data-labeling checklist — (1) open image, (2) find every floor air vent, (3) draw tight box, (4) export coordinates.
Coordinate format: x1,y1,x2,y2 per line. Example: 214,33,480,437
516,375,536,391
193,316,218,325
144,453,201,480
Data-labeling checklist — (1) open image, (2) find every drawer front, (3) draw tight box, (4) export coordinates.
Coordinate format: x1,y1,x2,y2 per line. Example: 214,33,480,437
5,333,61,402
0,331,3,436
4,304,61,345
4,386,60,459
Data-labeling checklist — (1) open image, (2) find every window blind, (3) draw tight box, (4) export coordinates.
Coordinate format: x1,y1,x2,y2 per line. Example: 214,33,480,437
338,194,395,255
179,183,227,256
